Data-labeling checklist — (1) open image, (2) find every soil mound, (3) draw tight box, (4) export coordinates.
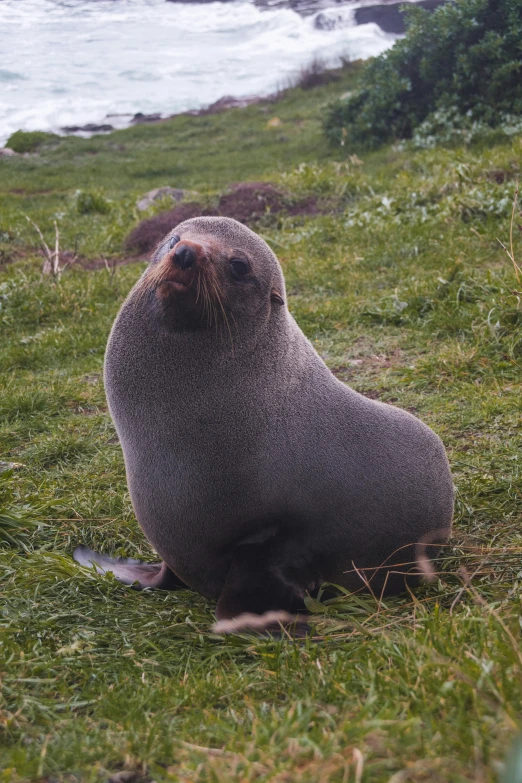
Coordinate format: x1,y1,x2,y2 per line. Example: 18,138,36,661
125,202,215,254
125,182,318,254
218,181,288,224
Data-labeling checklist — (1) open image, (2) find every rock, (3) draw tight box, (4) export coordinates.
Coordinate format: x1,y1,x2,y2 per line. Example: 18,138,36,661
314,12,340,30
131,112,162,124
136,187,188,212
354,0,446,35
61,123,114,133
0,147,19,157
203,95,263,114
252,0,446,31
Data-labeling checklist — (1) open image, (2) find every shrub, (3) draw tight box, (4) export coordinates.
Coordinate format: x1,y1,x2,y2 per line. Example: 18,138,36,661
75,189,112,215
290,58,340,90
324,0,522,149
6,130,59,154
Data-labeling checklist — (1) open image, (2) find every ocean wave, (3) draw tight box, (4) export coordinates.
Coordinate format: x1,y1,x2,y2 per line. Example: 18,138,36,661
0,0,395,145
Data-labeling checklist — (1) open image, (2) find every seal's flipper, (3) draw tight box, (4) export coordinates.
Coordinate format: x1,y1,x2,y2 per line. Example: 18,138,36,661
215,542,309,624
73,546,186,590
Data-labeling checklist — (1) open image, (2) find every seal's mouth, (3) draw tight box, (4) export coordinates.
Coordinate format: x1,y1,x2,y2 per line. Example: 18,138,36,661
144,239,204,299
156,265,196,295
135,237,229,330
162,280,190,292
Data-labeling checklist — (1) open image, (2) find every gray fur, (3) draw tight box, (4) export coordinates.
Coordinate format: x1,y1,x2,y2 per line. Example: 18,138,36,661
101,216,454,607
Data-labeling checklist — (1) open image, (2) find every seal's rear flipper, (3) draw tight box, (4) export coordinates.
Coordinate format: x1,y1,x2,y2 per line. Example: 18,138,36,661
213,542,311,635
73,546,186,590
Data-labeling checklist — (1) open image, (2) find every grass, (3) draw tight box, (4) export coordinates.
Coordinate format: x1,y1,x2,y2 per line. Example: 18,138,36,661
1,69,522,782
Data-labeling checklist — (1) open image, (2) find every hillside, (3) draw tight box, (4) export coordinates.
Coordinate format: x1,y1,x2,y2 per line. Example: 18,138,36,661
1,70,522,782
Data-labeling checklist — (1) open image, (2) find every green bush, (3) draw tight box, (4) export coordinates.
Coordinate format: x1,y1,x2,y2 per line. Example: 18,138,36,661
325,0,522,149
6,130,59,154
75,189,112,215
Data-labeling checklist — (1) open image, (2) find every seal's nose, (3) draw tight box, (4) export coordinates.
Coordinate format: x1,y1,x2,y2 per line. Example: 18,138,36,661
174,244,196,271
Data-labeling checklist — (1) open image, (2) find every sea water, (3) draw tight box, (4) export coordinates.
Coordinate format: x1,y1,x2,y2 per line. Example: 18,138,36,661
0,0,396,145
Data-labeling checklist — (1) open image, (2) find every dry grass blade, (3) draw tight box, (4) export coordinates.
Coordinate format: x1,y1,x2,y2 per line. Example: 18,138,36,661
24,215,67,279
497,180,522,297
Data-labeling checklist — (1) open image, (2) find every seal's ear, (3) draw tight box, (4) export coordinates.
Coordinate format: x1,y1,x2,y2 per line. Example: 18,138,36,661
271,288,284,306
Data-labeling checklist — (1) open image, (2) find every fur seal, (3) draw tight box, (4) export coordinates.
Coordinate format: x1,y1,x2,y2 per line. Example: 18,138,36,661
75,216,454,630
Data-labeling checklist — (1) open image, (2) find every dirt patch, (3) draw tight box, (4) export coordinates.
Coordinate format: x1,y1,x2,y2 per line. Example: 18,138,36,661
220,181,318,222
125,202,216,254
0,246,32,267
486,167,519,184
218,182,287,224
9,188,54,195
125,182,319,254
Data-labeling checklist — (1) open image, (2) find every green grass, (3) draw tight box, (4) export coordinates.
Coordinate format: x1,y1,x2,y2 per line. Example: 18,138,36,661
1,74,522,781
0,64,362,261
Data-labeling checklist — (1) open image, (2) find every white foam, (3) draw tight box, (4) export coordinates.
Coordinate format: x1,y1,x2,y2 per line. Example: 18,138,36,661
0,0,396,145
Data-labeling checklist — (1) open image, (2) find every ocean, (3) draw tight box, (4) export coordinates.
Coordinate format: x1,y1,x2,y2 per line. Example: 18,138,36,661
0,0,396,145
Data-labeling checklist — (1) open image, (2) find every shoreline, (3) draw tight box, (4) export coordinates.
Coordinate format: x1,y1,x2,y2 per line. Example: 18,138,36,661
57,94,273,138
0,0,444,146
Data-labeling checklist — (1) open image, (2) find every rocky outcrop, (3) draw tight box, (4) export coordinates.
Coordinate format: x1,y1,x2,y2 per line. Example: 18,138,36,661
163,0,446,33
131,112,163,124
61,123,114,133
354,0,446,34
202,95,265,114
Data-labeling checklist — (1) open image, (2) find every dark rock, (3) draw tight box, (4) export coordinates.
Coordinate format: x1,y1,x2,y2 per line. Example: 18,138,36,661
131,112,162,124
249,0,445,30
354,0,446,34
61,123,114,133
314,12,340,30
202,95,263,114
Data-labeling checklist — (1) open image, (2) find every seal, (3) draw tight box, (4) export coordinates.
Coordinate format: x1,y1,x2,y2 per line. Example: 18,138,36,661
74,216,454,630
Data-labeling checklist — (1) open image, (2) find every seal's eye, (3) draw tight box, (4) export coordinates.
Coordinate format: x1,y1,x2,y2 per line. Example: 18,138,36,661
230,258,249,279
168,234,180,250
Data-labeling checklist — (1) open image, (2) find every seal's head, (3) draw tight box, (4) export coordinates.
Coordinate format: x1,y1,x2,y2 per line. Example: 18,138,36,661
135,216,286,331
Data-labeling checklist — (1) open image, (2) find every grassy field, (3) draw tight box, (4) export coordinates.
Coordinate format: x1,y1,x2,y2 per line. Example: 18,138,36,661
1,71,522,782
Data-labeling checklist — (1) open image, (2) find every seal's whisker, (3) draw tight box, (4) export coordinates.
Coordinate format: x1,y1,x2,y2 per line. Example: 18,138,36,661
206,273,227,339
201,275,215,329
134,260,169,305
211,278,234,350
195,269,202,306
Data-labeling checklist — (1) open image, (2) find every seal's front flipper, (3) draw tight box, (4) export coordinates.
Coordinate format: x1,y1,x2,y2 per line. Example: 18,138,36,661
213,542,310,634
73,545,186,590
